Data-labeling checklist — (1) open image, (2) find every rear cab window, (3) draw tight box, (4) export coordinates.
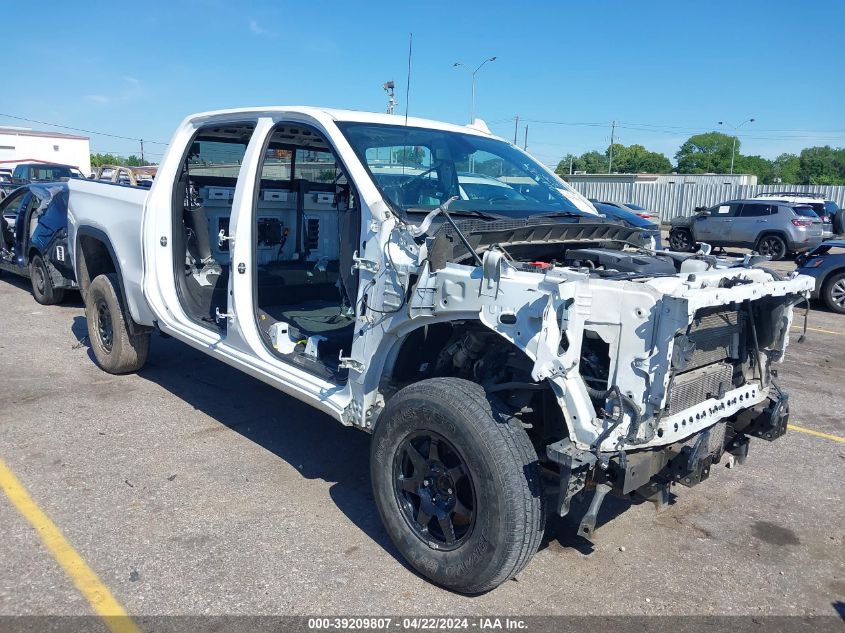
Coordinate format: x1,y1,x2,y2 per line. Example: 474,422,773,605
790,205,818,218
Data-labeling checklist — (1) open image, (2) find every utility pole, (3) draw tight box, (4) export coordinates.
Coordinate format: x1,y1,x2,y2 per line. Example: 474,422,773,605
607,120,616,174
140,139,145,164
523,124,528,151
569,156,574,175
513,115,519,145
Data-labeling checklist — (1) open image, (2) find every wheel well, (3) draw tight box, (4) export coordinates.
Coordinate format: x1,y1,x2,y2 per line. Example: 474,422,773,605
27,246,40,264
76,234,117,299
822,269,845,291
755,231,787,246
383,321,568,456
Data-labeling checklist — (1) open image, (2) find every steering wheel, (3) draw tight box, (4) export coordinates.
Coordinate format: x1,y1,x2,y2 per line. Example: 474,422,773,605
397,163,441,192
487,195,511,204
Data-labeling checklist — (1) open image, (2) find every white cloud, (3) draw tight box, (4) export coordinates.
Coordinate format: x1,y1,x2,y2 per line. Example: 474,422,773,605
249,19,266,35
85,77,143,106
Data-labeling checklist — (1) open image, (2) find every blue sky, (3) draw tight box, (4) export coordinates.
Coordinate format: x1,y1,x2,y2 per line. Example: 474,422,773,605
3,0,843,167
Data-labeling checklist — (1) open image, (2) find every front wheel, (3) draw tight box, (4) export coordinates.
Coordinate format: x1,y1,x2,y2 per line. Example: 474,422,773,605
370,378,544,594
822,272,845,314
756,234,787,261
30,254,65,305
85,273,150,374
669,228,695,252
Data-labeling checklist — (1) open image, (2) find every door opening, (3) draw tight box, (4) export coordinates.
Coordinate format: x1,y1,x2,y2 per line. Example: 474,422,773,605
251,123,360,379
171,123,256,328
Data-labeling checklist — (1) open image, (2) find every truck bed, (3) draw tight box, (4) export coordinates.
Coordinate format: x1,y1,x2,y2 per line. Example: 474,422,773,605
67,179,155,326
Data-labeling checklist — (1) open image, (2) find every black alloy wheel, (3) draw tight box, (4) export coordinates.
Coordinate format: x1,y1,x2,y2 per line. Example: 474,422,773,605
669,229,694,252
757,235,787,261
393,431,476,550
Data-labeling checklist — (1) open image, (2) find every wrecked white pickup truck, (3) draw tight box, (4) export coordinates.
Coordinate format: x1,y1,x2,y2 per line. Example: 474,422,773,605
67,107,813,593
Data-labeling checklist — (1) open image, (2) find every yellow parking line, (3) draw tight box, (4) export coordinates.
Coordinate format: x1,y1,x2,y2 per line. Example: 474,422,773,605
789,424,845,443
791,325,845,337
0,458,140,633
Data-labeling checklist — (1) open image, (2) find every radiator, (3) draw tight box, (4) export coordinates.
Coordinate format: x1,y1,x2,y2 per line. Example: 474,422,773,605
684,310,743,371
667,362,734,416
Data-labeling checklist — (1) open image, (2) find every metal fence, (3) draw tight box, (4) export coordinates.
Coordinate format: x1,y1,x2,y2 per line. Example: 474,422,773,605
567,182,845,223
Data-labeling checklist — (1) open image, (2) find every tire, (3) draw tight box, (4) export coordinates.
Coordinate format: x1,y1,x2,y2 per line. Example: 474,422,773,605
669,228,695,252
756,234,787,261
370,378,544,594
822,272,845,314
85,273,150,374
29,254,65,305
834,209,845,236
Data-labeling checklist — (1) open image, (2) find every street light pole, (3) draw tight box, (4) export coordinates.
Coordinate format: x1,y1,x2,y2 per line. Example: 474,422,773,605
453,56,497,123
718,118,755,175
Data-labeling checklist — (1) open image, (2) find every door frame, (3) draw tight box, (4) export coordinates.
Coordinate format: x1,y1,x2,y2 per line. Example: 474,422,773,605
230,114,375,384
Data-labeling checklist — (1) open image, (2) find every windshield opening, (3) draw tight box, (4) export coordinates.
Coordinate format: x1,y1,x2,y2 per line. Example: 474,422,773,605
337,122,582,217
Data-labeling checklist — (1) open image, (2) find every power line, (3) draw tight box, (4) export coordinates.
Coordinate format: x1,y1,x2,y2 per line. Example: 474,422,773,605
521,118,608,128
616,123,845,141
0,112,168,145
521,116,845,136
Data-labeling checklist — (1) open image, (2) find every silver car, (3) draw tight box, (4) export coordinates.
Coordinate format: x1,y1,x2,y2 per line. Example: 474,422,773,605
668,199,824,260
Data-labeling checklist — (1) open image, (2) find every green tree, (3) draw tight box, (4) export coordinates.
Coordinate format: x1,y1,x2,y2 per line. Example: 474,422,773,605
675,132,737,173
90,153,123,167
578,151,610,174
392,146,426,167
735,155,774,184
798,146,845,185
557,144,671,176
555,154,580,176
90,153,153,168
607,143,672,173
555,151,607,175
771,153,800,184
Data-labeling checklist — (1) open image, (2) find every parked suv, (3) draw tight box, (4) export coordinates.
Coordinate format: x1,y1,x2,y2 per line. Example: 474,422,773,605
753,192,839,238
795,240,845,314
668,199,824,260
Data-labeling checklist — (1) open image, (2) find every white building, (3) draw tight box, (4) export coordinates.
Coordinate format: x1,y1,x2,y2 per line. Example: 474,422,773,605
0,127,91,175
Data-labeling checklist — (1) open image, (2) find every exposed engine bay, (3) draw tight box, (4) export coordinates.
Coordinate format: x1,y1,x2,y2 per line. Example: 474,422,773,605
364,205,812,534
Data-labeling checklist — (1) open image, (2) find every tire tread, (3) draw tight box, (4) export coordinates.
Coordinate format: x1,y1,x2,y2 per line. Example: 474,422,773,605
85,273,149,374
380,378,544,593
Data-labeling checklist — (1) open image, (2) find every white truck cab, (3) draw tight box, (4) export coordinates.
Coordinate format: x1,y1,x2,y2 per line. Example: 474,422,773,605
67,107,813,593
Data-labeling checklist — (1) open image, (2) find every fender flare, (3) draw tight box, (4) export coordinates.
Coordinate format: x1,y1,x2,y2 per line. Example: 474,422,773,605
74,225,148,334
754,230,791,251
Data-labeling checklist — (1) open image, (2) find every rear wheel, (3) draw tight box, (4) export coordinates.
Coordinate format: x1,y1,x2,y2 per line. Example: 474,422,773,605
834,209,845,236
822,272,845,314
669,228,695,252
756,234,787,261
30,254,65,305
85,273,150,374
370,378,544,594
